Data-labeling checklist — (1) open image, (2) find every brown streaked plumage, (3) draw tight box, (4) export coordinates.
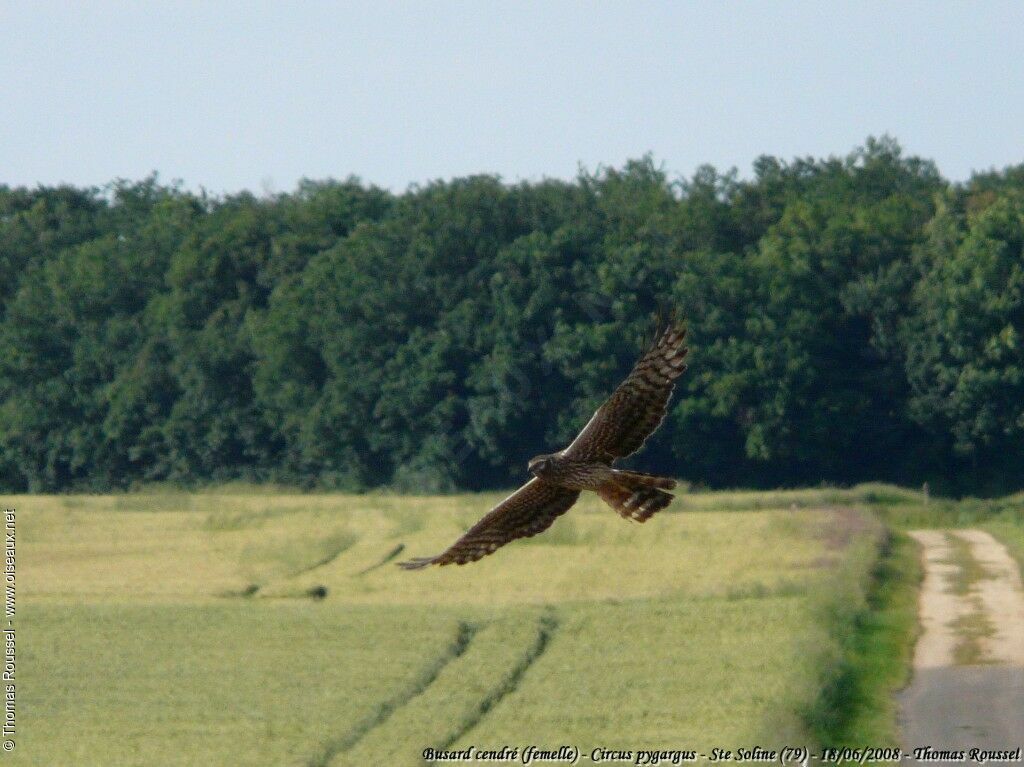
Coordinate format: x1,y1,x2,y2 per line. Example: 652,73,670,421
399,318,688,569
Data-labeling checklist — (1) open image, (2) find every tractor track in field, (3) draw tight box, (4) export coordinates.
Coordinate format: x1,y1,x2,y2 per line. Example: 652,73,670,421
429,609,559,760
226,535,360,601
356,543,407,575
308,621,476,767
288,537,358,579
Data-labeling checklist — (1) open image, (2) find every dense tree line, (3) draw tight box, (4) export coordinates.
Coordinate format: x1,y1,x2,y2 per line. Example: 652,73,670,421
2,138,1022,494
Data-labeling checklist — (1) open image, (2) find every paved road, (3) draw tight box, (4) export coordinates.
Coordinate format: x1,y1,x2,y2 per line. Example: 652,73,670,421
899,530,1024,764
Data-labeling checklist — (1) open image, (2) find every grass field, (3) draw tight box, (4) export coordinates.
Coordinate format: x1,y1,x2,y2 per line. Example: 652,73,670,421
11,484,1020,766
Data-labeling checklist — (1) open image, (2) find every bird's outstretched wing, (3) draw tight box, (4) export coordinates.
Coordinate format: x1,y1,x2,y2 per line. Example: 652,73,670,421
562,319,688,463
398,479,580,569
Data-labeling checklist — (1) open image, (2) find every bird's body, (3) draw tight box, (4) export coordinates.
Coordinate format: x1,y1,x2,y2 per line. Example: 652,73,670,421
528,454,676,521
400,318,689,569
527,454,613,490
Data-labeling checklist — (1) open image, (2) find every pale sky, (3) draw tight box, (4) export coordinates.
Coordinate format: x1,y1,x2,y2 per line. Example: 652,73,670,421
2,1,1023,195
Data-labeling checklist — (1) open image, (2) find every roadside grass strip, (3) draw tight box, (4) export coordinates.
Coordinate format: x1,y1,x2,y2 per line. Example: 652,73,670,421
941,533,997,666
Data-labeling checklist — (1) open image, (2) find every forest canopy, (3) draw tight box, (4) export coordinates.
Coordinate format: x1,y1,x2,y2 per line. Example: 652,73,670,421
2,138,1022,495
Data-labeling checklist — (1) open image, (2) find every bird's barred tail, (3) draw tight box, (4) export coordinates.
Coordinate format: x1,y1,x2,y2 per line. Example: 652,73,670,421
598,481,674,522
612,469,677,490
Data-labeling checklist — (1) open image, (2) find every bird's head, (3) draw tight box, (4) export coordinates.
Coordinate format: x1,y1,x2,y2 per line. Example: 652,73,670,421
528,454,556,477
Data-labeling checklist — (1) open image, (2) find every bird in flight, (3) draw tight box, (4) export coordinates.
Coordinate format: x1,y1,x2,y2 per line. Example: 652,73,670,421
400,318,688,569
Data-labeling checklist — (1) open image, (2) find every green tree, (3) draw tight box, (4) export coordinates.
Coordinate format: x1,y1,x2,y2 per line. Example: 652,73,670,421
904,192,1024,491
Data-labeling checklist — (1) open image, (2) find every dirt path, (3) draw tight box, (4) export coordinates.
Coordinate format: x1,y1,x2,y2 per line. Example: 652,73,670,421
899,530,1024,760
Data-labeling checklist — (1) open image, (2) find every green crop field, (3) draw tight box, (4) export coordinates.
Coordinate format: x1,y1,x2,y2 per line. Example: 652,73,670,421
9,485,968,766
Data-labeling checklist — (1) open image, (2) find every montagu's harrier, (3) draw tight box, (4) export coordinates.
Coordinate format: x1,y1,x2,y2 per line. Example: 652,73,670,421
400,319,688,569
